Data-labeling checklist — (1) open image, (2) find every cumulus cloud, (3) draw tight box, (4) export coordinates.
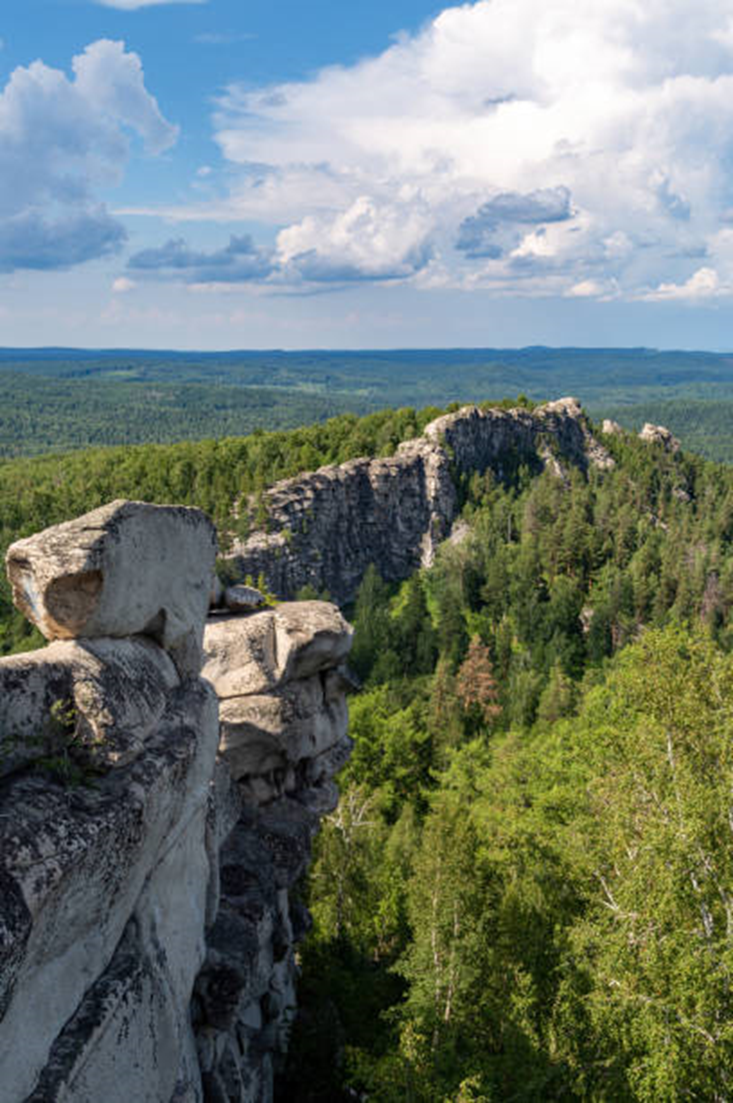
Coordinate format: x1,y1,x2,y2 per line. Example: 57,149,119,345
0,210,125,273
456,186,573,258
639,266,731,301
277,196,434,282
129,234,273,282
0,40,176,273
118,0,733,296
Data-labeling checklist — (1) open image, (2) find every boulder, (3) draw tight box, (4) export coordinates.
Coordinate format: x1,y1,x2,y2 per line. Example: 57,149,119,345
202,611,279,699
6,500,217,676
218,673,349,782
273,602,353,681
223,585,265,612
202,603,352,698
602,418,624,435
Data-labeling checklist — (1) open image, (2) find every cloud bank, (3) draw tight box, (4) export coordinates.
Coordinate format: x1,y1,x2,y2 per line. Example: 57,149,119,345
0,39,176,273
135,0,733,300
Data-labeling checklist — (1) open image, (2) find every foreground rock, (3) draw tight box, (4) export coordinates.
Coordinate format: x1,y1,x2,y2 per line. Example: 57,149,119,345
0,636,179,775
225,398,614,603
6,500,218,676
0,501,354,1103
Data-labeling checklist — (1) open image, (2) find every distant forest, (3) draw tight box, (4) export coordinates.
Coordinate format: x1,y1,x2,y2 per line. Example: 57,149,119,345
4,346,733,460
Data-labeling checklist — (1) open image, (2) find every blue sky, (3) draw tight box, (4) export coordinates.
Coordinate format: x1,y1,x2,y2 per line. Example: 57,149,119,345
4,0,733,349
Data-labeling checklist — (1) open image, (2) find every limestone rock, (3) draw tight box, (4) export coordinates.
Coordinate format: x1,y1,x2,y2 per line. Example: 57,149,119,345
0,636,180,775
0,680,219,1102
225,399,613,602
218,672,349,783
273,601,353,681
0,501,355,1103
6,500,217,676
202,602,352,699
602,418,624,435
639,422,681,452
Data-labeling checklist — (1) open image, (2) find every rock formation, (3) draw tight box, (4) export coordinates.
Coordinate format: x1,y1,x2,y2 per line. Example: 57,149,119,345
0,501,353,1103
226,398,613,604
639,422,681,452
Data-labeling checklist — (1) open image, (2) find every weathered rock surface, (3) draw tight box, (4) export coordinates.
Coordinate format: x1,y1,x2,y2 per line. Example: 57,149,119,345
201,603,353,699
0,502,354,1103
203,604,353,808
223,585,266,613
639,422,681,452
225,399,613,603
0,636,180,775
0,679,220,1103
6,500,218,676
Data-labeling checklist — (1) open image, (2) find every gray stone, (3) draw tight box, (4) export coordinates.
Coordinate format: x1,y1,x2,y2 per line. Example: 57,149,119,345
6,500,217,676
639,422,681,452
202,602,352,699
0,680,219,1101
224,585,265,612
0,502,356,1103
224,399,613,602
0,636,180,775
218,674,348,784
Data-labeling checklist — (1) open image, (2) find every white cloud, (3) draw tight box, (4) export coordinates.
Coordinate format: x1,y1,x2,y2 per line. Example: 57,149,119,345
640,266,731,301
123,0,733,295
95,0,206,10
112,276,136,292
276,196,434,282
0,40,177,273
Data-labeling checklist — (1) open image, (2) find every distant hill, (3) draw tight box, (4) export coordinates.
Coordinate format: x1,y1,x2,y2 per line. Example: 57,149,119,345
3,345,733,459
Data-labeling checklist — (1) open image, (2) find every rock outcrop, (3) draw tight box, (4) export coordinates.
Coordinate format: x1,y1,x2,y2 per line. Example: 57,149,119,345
0,503,353,1103
6,500,217,677
639,422,681,452
226,399,613,604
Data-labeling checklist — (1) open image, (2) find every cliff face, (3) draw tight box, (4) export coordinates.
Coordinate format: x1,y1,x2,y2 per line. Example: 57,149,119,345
228,398,613,604
0,501,353,1103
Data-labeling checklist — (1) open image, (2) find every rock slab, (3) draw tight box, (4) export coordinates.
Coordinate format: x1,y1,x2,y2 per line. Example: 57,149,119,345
6,500,218,676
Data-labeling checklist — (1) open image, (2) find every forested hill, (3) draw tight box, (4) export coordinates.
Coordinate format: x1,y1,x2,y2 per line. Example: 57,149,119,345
6,345,733,460
6,400,733,1097
276,406,733,1100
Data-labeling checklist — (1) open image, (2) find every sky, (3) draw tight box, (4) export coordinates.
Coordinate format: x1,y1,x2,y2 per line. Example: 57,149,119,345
5,0,733,349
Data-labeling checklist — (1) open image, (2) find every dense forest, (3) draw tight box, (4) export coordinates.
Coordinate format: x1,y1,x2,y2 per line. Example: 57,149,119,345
7,346,733,460
4,399,733,1098
280,426,733,1101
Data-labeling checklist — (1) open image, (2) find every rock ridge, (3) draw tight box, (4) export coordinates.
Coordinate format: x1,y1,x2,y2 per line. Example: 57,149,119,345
226,398,613,604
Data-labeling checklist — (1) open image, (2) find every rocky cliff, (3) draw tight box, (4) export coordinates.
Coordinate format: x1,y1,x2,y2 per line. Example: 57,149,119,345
227,398,613,604
0,500,353,1103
